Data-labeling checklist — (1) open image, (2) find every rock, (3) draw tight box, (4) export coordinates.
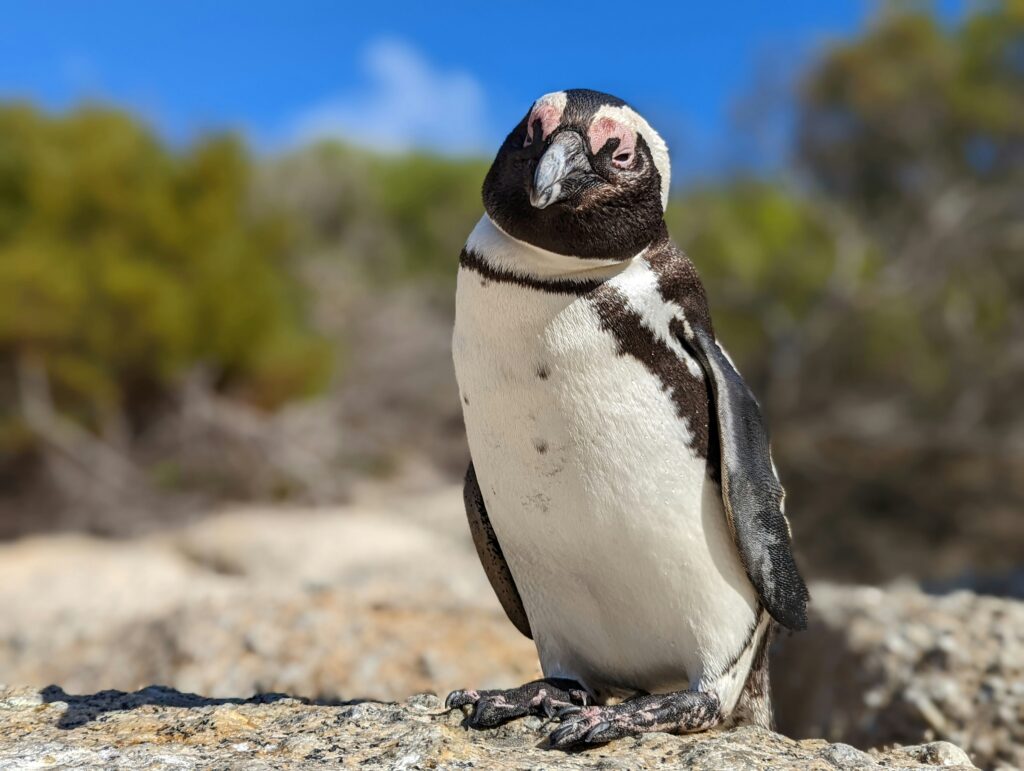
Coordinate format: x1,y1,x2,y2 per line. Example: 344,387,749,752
0,488,539,702
773,583,1024,771
821,742,876,767
895,742,976,767
0,486,1002,768
0,686,979,770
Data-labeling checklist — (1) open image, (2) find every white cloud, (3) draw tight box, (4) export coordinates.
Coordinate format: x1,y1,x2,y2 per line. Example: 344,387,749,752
288,39,490,155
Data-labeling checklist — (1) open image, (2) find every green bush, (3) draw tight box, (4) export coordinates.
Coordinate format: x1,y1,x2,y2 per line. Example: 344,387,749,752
0,104,330,455
667,183,843,383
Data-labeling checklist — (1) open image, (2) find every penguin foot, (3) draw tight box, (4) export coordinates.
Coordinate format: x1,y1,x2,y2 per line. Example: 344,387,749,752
547,690,721,749
445,678,590,728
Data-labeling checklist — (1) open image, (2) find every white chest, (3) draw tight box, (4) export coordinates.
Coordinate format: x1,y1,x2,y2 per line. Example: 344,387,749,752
452,225,758,701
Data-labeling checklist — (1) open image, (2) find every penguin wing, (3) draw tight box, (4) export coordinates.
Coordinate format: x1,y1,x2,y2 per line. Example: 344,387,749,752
463,462,533,639
684,324,810,631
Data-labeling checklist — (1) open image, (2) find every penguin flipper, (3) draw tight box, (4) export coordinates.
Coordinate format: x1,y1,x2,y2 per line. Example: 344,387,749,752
684,325,810,631
463,462,533,639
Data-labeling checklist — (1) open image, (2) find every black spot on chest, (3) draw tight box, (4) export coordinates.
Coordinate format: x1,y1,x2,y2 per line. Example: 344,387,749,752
589,284,714,464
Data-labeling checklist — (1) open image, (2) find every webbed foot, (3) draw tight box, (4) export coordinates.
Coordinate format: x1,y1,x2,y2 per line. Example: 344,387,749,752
445,678,590,728
548,690,721,749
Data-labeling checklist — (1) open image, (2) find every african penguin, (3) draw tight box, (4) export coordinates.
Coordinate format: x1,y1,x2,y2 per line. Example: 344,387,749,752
446,89,809,749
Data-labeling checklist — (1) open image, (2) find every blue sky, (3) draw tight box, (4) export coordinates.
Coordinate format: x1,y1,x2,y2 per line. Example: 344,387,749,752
0,1,963,179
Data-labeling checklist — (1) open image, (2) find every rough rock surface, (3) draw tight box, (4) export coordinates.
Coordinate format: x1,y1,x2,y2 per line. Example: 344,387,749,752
0,484,1013,769
0,686,977,770
776,584,1024,771
0,487,538,702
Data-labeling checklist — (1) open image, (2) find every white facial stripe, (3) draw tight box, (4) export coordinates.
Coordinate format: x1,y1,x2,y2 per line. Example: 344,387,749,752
592,104,671,210
588,116,637,165
525,91,568,145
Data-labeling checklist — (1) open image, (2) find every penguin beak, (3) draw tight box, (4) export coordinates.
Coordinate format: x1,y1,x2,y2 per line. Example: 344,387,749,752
530,131,592,209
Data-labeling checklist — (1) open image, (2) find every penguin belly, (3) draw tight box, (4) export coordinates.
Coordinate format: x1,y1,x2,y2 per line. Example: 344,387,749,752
453,262,759,700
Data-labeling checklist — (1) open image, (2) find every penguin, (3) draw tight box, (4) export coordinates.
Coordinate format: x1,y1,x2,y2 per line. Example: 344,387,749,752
447,89,809,749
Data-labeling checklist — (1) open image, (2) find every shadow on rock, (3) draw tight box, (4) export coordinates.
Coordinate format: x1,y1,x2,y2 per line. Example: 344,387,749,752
41,684,377,729
771,584,1024,771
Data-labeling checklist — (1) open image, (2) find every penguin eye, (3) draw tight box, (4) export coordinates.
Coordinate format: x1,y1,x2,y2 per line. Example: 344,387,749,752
524,118,542,147
524,101,563,148
588,116,637,171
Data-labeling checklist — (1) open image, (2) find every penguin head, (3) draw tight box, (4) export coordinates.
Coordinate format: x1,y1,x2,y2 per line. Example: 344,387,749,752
483,89,671,260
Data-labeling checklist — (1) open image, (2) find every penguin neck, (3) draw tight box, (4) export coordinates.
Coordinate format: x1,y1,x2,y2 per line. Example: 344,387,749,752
467,214,651,284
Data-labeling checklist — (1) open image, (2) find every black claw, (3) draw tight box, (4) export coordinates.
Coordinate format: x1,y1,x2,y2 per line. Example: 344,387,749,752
548,726,570,748
444,690,478,710
585,720,617,743
548,721,588,749
570,689,591,706
538,714,560,733
547,714,624,748
551,704,582,720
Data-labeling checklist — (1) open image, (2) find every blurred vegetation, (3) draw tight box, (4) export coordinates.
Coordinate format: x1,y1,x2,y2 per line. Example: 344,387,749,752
665,1,1024,581
0,2,1020,582
0,105,330,458
797,0,1024,423
257,142,487,288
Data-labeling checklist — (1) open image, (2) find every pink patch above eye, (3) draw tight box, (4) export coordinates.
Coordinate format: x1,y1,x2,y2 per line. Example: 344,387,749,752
588,117,636,166
524,101,564,146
